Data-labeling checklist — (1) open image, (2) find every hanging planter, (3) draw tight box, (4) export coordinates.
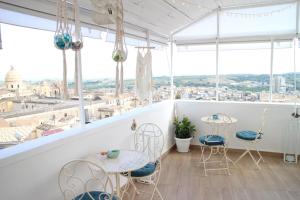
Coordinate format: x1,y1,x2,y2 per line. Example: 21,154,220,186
112,49,127,62
90,0,127,97
54,0,72,100
54,33,72,50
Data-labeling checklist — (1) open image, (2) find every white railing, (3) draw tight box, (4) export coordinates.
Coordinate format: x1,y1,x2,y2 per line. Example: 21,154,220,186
0,100,175,200
175,100,298,153
0,99,298,200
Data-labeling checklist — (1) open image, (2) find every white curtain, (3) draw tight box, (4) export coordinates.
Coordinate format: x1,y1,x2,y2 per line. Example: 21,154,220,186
136,49,152,100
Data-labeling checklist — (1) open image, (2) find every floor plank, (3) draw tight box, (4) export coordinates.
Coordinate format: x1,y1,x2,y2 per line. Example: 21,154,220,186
123,149,300,200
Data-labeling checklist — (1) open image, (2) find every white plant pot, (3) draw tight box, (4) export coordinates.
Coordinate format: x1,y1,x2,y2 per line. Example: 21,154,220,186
175,137,192,153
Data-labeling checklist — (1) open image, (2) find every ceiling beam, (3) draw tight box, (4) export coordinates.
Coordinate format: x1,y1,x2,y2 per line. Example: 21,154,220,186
171,8,217,36
160,0,193,21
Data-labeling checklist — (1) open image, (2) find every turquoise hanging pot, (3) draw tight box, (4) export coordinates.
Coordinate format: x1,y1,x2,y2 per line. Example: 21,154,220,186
54,33,73,50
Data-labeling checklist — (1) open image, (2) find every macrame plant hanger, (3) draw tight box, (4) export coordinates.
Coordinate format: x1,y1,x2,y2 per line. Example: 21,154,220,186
112,0,127,97
54,0,72,100
71,0,85,125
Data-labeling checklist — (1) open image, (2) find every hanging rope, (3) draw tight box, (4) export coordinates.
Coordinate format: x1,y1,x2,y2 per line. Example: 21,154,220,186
71,0,83,97
112,0,127,97
54,0,72,100
71,0,85,125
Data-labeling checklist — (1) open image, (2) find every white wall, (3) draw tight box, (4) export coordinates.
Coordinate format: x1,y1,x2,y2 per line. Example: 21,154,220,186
0,100,175,200
175,100,299,154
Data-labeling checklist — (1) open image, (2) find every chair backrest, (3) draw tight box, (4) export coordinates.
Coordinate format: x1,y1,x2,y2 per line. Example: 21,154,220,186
258,108,268,135
58,160,113,200
205,113,233,138
134,123,164,163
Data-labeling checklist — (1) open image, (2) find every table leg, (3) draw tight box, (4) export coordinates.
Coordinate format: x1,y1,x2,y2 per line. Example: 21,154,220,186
115,173,121,198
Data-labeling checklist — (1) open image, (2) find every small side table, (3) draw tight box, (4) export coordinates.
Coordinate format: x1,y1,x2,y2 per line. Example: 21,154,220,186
283,117,299,163
87,150,149,199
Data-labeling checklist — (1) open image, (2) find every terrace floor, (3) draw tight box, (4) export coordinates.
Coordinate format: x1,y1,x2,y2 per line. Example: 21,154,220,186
127,148,300,200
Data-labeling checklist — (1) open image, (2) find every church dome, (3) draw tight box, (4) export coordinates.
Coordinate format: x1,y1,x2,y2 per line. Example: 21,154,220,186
5,66,22,83
5,66,22,91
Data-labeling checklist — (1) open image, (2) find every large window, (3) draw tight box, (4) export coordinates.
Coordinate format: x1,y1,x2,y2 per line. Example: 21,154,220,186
272,41,297,103
0,23,169,149
219,43,271,102
0,23,81,149
152,48,171,102
81,35,170,122
174,45,216,100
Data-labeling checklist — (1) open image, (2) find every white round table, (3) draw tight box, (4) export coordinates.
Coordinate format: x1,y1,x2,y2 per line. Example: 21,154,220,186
87,150,149,198
201,115,238,164
201,116,238,124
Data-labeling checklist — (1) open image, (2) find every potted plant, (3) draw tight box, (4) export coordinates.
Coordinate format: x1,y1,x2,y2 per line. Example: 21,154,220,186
174,116,196,153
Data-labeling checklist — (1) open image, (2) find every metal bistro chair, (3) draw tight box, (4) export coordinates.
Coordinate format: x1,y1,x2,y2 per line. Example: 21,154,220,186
234,108,268,170
199,113,233,176
123,123,164,200
59,160,116,200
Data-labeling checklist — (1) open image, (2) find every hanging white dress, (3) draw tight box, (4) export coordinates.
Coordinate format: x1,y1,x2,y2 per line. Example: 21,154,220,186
136,49,152,100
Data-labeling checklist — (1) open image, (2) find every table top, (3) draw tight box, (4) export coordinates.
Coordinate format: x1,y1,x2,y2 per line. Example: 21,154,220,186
201,115,238,124
87,150,149,174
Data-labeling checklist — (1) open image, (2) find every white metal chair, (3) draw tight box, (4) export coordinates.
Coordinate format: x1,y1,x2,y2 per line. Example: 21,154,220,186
59,160,115,200
123,123,164,200
199,113,233,176
234,108,268,169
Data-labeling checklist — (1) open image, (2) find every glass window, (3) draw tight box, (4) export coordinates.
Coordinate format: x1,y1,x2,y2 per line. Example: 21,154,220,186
219,42,271,102
296,40,300,104
152,47,171,102
174,44,216,100
81,33,169,122
0,23,81,149
272,41,297,103
174,13,217,41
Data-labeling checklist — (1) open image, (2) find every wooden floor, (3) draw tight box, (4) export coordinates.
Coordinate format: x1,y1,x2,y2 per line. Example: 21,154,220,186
127,148,300,200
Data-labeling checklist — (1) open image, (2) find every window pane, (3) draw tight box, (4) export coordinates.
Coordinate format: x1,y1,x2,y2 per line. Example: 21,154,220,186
152,48,171,102
296,40,300,104
272,41,297,103
219,42,271,102
0,23,80,149
174,44,216,100
81,35,169,122
174,13,217,41
220,3,296,38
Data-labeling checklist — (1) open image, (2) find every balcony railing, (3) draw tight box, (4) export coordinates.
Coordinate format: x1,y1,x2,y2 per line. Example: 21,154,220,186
0,100,298,200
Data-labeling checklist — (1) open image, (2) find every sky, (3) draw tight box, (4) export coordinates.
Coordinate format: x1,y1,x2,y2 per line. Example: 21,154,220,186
0,22,298,82
0,23,170,81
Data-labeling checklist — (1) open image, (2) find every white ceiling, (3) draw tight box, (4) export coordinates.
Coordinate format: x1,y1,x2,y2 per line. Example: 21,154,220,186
0,0,297,41
121,0,296,36
75,0,296,36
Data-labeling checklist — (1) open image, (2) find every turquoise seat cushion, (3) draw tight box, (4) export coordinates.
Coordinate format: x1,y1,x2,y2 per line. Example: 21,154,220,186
236,130,257,141
73,191,117,200
199,135,225,146
130,162,157,177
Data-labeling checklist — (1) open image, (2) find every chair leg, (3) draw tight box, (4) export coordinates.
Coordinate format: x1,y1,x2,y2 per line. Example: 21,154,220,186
199,146,205,163
234,149,249,165
256,148,264,162
248,150,261,170
129,177,140,196
223,146,231,175
203,147,213,176
150,183,164,200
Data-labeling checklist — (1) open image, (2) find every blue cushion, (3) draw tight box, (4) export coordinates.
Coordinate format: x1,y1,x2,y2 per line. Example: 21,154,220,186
130,162,157,177
199,135,225,146
236,130,257,141
73,191,117,200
